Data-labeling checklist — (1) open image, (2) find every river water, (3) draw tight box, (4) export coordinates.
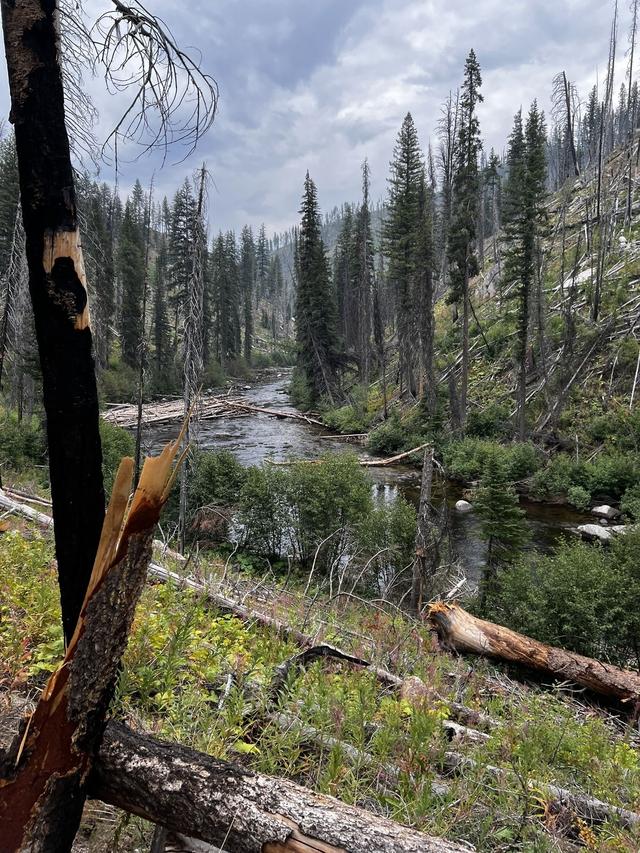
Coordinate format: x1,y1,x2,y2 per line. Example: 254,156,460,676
143,372,588,584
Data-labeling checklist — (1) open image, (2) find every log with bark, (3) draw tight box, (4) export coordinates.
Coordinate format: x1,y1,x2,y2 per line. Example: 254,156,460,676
91,721,473,853
428,603,640,704
0,431,185,852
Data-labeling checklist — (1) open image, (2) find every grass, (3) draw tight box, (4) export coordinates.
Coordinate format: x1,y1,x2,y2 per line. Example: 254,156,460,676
1,525,639,851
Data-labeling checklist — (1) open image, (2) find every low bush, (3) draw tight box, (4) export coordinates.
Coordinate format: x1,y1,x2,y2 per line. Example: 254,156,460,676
567,485,591,511
621,483,640,520
441,438,541,483
99,418,135,495
367,413,405,456
484,533,640,667
0,409,45,477
466,402,512,439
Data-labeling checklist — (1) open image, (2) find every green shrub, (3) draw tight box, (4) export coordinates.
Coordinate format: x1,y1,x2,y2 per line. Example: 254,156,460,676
288,368,314,410
0,409,45,476
99,419,135,495
189,449,246,509
586,452,640,500
567,485,591,511
529,455,588,500
442,438,541,482
240,455,375,571
99,359,137,403
466,402,512,439
621,483,640,520
588,407,640,452
201,361,226,390
367,413,405,456
484,533,640,667
323,387,373,435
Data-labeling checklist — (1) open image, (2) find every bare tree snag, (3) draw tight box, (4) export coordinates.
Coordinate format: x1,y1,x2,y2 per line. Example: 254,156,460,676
428,603,640,704
1,0,105,643
0,431,185,852
92,722,473,853
411,448,436,613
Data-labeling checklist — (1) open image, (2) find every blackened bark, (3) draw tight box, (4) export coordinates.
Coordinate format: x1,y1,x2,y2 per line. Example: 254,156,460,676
1,0,105,643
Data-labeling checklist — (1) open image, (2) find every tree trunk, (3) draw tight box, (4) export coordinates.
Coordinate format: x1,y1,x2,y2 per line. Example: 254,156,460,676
1,0,105,644
460,265,469,431
428,603,640,704
411,448,436,613
91,722,473,853
0,434,185,851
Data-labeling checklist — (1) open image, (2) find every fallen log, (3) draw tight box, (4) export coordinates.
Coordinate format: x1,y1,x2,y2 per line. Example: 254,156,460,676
359,443,430,468
0,488,53,529
91,721,473,853
428,603,640,704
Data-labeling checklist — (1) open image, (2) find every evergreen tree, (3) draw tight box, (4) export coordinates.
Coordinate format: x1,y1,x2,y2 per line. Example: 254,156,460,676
384,112,423,395
475,452,530,609
256,223,269,304
152,237,173,389
415,169,436,413
295,172,339,402
353,159,374,384
117,199,145,369
167,180,196,346
447,50,483,429
86,189,115,370
240,225,255,363
503,103,547,439
333,204,355,348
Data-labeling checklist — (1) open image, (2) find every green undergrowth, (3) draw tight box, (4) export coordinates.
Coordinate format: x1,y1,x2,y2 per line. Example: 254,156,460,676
1,528,639,851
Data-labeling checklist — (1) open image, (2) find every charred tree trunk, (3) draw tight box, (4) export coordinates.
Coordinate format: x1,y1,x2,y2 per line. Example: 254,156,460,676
428,603,640,704
411,448,436,613
1,0,105,644
91,722,472,853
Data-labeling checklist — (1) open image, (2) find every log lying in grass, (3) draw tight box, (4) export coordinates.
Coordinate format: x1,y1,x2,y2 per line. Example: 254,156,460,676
441,751,640,830
428,603,640,704
91,721,473,853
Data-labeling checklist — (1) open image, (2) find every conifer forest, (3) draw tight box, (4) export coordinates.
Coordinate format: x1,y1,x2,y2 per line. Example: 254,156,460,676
4,2,640,852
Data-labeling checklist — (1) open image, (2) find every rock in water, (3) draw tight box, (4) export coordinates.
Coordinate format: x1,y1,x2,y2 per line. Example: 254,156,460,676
591,505,620,520
577,523,612,543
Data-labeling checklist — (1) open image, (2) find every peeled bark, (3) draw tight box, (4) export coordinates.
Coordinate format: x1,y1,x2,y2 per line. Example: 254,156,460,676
428,603,640,704
1,0,106,644
0,433,185,852
92,722,472,853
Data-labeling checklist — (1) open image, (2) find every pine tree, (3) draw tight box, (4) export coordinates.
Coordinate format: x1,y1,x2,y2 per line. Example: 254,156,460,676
167,180,196,346
295,172,339,402
447,50,483,429
152,237,173,390
475,452,530,609
256,223,269,304
503,103,547,439
117,199,145,369
353,159,374,384
333,204,355,348
240,225,255,363
415,169,436,413
384,112,423,395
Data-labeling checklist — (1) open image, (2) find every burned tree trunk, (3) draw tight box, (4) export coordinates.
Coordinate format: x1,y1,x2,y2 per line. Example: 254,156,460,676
411,448,436,613
0,433,185,852
1,0,105,643
428,603,640,704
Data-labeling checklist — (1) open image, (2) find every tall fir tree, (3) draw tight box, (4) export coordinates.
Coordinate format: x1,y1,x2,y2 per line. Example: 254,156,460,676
447,50,483,430
117,199,145,370
353,159,374,384
240,225,255,363
295,172,339,402
384,112,423,396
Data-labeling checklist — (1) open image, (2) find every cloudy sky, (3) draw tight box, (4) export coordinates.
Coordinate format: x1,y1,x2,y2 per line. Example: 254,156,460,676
0,0,626,234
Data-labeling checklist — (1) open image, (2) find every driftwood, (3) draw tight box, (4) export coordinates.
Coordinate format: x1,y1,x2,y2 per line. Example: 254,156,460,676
91,721,473,853
428,603,640,704
360,443,430,467
103,396,326,429
0,431,185,851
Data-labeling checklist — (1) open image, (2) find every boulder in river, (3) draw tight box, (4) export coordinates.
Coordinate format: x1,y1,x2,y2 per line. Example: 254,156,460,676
576,523,612,543
455,499,473,513
591,505,620,520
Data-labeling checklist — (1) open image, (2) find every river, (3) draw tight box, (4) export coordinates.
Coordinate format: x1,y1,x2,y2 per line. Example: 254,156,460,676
143,372,589,584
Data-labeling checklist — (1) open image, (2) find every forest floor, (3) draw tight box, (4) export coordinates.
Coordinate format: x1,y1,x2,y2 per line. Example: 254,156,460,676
1,521,639,852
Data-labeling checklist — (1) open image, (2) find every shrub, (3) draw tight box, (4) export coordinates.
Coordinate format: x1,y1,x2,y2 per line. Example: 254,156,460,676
99,359,137,403
567,485,591,511
466,402,512,439
99,419,135,495
442,438,541,483
0,409,45,476
621,483,640,520
367,413,405,456
484,533,640,667
239,454,374,571
189,449,246,510
586,452,640,500
529,455,588,500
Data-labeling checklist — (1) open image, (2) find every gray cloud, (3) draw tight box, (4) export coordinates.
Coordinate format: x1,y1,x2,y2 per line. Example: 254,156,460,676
0,0,626,234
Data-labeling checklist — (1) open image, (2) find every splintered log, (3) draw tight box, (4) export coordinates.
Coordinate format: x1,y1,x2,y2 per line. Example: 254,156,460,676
0,432,185,852
92,722,471,853
360,443,430,468
428,603,640,704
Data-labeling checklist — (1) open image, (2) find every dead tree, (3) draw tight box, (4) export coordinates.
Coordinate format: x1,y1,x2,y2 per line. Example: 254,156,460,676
552,73,580,179
428,603,640,704
411,448,437,613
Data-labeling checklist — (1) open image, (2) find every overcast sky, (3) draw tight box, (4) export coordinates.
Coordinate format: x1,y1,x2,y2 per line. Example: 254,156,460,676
0,0,626,234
